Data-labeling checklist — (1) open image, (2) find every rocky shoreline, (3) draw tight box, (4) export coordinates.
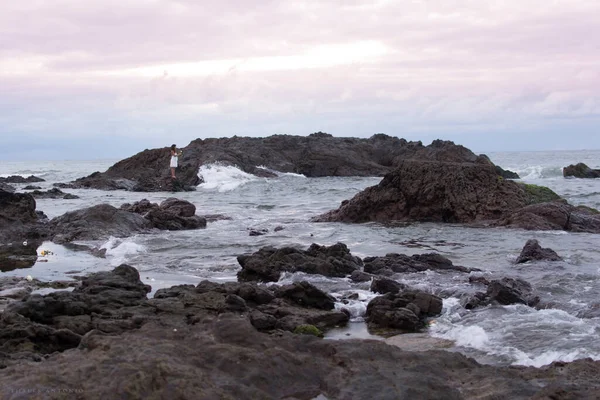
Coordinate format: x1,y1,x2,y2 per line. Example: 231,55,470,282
1,257,600,398
2,135,600,398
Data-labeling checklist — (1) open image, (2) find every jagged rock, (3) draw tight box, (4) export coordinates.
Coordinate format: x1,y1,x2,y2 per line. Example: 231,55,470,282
464,277,540,309
516,239,563,263
237,242,363,282
312,159,530,223
563,163,600,178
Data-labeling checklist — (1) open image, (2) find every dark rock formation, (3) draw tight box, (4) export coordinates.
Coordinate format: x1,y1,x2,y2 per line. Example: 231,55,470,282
364,252,475,275
366,290,443,332
563,163,600,178
23,185,42,190
58,135,518,192
0,265,347,366
371,277,407,294
29,188,80,199
312,159,530,224
464,277,540,309
49,204,153,242
1,266,599,398
50,199,207,242
237,242,363,282
0,190,50,243
312,156,600,233
516,239,563,263
0,175,44,184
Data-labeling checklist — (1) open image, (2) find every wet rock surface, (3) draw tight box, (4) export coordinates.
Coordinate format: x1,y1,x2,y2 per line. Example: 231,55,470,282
237,242,363,282
563,162,600,178
366,290,443,332
463,277,540,309
0,265,598,398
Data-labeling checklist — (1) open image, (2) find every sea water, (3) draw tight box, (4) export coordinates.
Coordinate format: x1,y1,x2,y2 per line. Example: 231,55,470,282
1,150,600,367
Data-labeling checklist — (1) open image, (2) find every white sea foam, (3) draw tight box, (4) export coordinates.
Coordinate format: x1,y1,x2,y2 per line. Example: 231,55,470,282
256,165,306,178
101,237,146,266
514,349,600,368
198,163,259,192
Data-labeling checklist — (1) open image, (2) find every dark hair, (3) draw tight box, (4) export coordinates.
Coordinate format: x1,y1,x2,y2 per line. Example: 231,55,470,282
170,144,176,151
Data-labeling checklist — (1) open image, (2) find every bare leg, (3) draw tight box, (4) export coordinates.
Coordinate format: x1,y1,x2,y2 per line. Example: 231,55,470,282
171,167,176,178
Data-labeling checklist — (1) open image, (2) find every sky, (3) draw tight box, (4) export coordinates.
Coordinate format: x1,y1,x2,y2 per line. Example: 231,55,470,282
1,0,599,160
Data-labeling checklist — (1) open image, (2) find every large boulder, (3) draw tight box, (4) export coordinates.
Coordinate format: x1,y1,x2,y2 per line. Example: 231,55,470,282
563,163,600,178
237,242,363,282
313,159,530,223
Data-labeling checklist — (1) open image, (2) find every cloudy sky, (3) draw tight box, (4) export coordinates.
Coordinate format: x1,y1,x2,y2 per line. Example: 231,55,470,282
1,0,599,160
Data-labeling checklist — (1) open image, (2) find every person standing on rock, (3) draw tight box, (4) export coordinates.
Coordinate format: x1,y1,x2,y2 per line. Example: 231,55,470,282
170,144,182,179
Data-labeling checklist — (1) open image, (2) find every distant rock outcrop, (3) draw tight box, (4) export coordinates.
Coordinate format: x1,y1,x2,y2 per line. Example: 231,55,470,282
57,134,517,192
0,175,45,184
563,163,600,178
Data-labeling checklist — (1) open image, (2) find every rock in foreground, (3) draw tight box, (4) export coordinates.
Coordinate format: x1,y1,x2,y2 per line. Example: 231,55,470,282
0,266,599,398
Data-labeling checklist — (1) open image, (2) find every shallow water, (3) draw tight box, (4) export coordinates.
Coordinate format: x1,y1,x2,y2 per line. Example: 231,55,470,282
2,150,600,367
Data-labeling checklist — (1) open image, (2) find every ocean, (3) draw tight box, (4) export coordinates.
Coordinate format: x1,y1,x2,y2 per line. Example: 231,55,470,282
1,150,600,368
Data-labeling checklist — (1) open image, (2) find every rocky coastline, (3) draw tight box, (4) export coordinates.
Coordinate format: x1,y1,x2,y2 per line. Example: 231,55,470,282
2,135,600,398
